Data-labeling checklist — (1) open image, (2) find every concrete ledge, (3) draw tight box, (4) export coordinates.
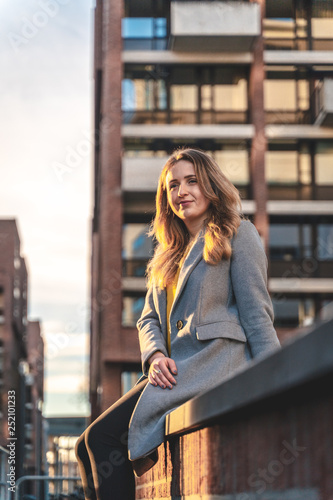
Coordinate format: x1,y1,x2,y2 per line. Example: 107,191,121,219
166,318,333,436
264,50,333,66
122,124,254,139
123,50,333,67
269,278,333,294
267,200,333,215
123,50,253,65
265,125,333,140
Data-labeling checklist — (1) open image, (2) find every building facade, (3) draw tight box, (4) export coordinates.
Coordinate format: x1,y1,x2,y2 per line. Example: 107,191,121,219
91,0,333,419
46,417,88,498
0,219,45,495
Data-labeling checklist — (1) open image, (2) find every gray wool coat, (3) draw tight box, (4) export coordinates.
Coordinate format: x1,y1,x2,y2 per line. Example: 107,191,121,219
128,219,281,475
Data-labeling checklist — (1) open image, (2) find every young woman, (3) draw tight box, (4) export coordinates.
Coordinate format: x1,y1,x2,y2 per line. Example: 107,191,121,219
75,148,281,499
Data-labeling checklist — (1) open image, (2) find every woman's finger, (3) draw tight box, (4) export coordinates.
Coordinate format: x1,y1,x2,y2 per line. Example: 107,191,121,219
150,364,172,389
148,372,157,386
154,369,174,389
149,357,177,389
157,360,177,386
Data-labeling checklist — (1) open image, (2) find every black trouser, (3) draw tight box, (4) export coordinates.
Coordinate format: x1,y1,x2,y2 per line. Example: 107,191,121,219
75,377,149,500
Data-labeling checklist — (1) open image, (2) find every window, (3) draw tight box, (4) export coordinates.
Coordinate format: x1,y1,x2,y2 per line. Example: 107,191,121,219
265,80,297,111
122,79,167,111
121,371,143,395
266,151,298,185
122,224,153,277
122,295,145,327
272,297,315,328
264,0,333,51
315,143,333,186
170,85,198,111
317,225,333,260
269,224,312,261
122,17,167,50
214,150,249,186
213,80,247,111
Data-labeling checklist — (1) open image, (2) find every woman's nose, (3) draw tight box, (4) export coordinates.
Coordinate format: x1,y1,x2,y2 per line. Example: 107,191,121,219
178,183,187,197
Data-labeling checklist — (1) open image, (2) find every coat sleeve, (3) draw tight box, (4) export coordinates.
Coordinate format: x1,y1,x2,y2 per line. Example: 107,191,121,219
230,220,281,358
136,285,169,376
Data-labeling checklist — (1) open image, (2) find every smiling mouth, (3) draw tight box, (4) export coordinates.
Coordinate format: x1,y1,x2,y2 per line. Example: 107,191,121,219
179,201,192,207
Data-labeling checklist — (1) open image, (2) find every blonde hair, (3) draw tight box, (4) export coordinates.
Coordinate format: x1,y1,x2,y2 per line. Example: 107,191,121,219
146,147,246,289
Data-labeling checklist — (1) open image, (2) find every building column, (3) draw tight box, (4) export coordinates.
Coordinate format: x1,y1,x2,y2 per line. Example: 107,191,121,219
99,0,124,412
249,0,269,251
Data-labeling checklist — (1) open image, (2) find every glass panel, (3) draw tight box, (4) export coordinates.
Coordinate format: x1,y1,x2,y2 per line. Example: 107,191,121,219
299,149,311,185
264,80,296,110
303,224,312,246
266,151,298,185
121,371,143,395
312,19,333,39
215,150,249,185
315,143,333,185
123,224,153,259
214,79,247,111
302,224,312,258
122,79,166,111
122,18,167,39
122,18,154,38
297,80,309,110
201,85,212,110
299,298,315,327
272,298,300,328
269,224,300,260
122,296,145,327
157,80,167,109
170,85,198,111
319,299,333,320
317,225,333,260
263,18,296,50
155,18,167,38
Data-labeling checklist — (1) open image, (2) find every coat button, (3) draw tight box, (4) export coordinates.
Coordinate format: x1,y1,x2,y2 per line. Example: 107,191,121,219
176,320,183,330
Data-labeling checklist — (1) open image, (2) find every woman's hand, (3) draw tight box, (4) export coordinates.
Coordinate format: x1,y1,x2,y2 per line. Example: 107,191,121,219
148,352,178,390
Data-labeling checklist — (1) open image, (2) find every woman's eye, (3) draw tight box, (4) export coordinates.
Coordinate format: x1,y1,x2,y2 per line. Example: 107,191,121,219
189,179,197,184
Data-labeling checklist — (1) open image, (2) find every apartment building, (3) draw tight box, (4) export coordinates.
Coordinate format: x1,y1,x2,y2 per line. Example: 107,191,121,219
0,219,44,490
90,0,333,418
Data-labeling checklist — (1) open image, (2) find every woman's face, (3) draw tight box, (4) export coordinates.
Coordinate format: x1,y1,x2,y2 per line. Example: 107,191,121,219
165,160,211,235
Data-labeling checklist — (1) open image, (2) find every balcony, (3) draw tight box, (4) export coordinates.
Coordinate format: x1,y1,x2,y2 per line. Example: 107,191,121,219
169,1,260,52
122,157,167,192
266,0,293,18
314,79,333,127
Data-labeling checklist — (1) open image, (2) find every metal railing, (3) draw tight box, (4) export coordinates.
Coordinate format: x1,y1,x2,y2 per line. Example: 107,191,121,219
14,475,81,500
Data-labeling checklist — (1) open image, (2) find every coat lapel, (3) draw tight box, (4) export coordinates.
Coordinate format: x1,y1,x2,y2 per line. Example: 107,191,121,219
153,230,205,339
169,231,205,319
153,285,167,339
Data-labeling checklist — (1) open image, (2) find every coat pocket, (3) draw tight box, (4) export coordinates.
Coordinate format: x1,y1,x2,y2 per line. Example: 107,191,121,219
196,320,247,343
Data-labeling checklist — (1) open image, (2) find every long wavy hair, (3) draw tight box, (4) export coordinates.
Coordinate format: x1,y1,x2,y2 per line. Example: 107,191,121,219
146,147,246,289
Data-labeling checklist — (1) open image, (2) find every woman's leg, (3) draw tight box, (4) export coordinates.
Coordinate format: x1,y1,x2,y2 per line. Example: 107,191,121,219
75,434,97,500
75,377,148,500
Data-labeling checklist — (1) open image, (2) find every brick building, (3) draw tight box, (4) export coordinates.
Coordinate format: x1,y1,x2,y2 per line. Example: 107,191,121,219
90,0,333,419
0,219,45,491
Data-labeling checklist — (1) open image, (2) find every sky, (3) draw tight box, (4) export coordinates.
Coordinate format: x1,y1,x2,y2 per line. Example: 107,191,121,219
0,0,94,416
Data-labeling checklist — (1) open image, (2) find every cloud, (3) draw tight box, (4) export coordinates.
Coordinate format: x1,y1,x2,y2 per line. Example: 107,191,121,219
45,374,87,394
0,0,94,417
43,391,90,417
